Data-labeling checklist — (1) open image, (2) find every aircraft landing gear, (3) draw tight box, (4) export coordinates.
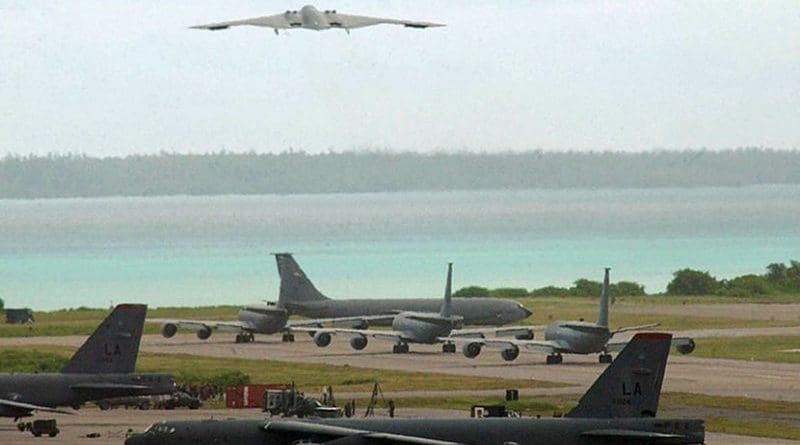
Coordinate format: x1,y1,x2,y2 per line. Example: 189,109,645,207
235,333,255,344
392,343,410,354
442,343,456,353
599,353,613,364
545,353,563,365
281,333,295,343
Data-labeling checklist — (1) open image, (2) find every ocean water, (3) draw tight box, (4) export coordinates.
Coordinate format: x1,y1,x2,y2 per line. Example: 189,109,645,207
0,186,798,310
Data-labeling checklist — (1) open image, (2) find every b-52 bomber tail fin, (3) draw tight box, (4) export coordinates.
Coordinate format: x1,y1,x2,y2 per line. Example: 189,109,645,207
61,304,146,374
566,332,671,418
274,253,329,304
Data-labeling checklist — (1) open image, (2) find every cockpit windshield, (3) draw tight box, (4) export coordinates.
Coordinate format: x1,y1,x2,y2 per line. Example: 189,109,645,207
143,423,176,435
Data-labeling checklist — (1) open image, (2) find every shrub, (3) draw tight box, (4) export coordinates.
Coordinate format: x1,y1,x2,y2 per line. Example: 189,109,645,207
570,279,603,297
720,274,771,297
489,288,529,299
529,286,573,297
610,281,646,296
453,286,491,298
666,269,719,295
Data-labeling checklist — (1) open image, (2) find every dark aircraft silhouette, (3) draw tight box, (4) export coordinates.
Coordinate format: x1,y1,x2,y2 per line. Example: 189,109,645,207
126,332,704,445
275,253,533,327
0,304,175,419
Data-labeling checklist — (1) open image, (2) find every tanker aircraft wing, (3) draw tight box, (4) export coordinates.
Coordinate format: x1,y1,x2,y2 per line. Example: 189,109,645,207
292,326,409,344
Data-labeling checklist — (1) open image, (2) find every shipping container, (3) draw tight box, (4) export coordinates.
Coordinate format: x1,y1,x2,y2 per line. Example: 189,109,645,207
225,384,291,409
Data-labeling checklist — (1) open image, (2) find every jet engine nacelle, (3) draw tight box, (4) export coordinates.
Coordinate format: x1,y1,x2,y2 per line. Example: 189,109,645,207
196,326,212,340
462,342,482,359
161,323,178,338
501,346,520,361
676,339,696,355
349,335,368,350
314,332,332,347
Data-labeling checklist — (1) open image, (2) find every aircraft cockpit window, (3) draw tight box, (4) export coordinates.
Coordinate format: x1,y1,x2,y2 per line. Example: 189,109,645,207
144,423,176,435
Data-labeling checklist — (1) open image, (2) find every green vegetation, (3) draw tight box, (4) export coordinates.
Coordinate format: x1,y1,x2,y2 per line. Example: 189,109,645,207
0,346,565,393
352,396,564,417
666,269,719,295
457,260,800,300
665,260,800,297
0,349,68,372
705,417,800,441
691,336,800,363
663,392,800,414
2,149,800,199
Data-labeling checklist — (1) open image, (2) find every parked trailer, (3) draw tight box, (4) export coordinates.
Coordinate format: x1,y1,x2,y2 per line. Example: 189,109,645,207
225,384,290,409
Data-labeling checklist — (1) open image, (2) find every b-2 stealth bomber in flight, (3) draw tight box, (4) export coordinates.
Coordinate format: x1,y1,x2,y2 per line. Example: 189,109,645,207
191,5,444,34
453,268,696,363
0,304,175,419
302,263,534,354
275,253,533,327
126,333,704,445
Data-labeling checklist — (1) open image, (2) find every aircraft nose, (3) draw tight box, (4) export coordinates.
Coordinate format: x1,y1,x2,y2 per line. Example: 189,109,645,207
522,306,533,318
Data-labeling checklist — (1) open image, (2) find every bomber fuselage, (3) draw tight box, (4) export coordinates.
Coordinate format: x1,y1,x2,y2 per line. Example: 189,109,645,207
127,417,704,445
0,373,174,418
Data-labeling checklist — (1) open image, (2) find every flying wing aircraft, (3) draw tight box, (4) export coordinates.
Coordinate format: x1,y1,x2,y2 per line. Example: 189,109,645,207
125,333,705,445
296,263,535,353
191,5,444,34
0,304,174,419
451,268,696,363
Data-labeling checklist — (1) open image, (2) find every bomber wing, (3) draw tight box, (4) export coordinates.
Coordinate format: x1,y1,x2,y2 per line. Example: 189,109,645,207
329,13,444,30
264,420,465,445
190,12,294,31
0,398,73,415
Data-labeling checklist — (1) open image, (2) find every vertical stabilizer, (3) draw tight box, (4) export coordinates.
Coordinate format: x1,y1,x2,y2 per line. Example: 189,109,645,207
274,253,329,305
439,263,453,318
597,267,611,328
566,332,671,418
61,304,146,374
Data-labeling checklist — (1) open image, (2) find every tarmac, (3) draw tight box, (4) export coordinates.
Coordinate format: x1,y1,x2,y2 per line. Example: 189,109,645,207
0,407,797,445
1,303,799,444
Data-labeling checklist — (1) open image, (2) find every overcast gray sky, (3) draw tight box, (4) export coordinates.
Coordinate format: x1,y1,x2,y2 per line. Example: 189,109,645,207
1,1,798,156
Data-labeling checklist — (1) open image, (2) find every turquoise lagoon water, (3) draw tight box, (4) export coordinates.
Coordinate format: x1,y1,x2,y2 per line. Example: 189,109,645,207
0,186,798,310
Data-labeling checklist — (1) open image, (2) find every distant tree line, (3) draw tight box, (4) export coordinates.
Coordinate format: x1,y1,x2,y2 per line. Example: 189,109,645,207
1,148,799,198
454,260,800,298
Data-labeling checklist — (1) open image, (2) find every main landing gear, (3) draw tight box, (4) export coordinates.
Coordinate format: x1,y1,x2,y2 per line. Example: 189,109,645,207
545,353,563,365
281,333,296,343
599,353,613,364
392,343,410,354
235,332,255,343
442,343,456,353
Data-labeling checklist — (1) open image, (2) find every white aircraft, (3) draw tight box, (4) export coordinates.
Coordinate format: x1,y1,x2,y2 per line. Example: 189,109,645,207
190,4,445,34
